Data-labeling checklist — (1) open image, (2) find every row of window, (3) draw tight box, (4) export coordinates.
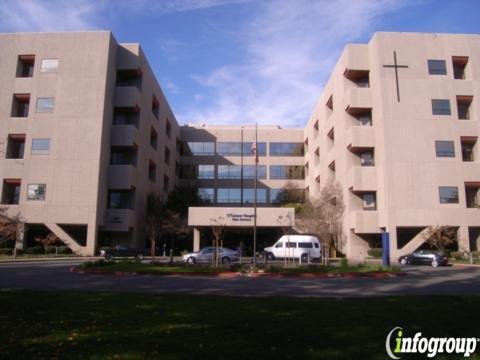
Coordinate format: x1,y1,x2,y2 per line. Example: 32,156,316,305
16,56,59,78
1,181,45,204
198,188,297,204
182,142,305,157
435,138,476,160
5,135,50,158
427,57,468,79
180,165,305,180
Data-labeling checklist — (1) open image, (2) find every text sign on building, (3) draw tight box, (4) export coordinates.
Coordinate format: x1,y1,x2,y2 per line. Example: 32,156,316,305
227,213,255,223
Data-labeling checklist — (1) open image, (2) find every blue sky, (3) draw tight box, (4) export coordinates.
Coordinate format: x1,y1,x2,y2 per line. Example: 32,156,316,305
1,0,479,127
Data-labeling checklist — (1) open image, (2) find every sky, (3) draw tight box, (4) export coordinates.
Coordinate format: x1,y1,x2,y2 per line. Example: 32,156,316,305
1,0,479,127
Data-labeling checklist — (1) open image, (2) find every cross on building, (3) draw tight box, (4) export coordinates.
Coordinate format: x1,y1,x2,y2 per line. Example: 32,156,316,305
383,51,409,102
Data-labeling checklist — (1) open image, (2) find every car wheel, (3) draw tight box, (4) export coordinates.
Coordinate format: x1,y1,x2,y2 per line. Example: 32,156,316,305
135,254,144,261
187,257,196,264
222,257,230,265
105,253,113,261
266,252,275,261
400,257,407,265
301,253,308,263
431,259,439,267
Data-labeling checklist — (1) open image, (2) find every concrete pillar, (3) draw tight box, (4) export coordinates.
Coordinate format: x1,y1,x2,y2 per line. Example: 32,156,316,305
193,227,200,252
458,226,470,252
86,222,97,256
15,222,26,250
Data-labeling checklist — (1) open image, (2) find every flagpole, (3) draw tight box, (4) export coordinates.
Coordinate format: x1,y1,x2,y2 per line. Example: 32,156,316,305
253,123,258,268
240,126,244,207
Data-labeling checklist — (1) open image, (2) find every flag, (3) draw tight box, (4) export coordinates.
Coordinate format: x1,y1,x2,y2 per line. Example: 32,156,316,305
251,141,258,163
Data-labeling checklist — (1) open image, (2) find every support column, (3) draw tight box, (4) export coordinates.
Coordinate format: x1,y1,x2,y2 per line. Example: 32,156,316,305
458,226,470,252
15,223,26,250
193,227,200,252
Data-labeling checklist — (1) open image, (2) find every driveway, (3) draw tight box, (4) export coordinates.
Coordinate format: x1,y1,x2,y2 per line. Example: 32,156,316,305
0,260,480,297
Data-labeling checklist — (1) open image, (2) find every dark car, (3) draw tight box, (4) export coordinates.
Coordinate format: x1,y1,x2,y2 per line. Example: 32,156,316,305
100,245,144,261
398,250,448,267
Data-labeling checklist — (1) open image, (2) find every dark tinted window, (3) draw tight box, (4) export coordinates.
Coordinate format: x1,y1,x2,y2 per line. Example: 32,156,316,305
439,186,459,204
432,99,451,115
428,60,447,75
298,242,313,248
270,143,304,156
286,242,297,248
435,141,455,157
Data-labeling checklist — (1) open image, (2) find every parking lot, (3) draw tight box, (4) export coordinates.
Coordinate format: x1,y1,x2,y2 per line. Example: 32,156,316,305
1,260,480,297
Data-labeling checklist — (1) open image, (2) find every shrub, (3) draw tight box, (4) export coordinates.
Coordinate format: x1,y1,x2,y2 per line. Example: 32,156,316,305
26,245,44,254
340,257,349,267
58,245,72,254
450,251,467,259
45,245,58,254
0,248,12,255
367,248,383,258
471,251,480,259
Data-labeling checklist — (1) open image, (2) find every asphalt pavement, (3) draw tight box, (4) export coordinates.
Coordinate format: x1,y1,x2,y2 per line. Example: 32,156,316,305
0,259,480,297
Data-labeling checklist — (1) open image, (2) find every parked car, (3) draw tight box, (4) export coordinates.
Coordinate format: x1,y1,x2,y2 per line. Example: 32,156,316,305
100,245,145,261
398,250,449,267
182,247,239,265
264,235,321,262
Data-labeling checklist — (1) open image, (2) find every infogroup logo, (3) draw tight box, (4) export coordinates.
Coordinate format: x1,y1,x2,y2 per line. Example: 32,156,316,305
385,327,479,359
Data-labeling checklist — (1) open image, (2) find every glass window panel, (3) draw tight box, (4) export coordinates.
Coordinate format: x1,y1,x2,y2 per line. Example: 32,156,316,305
36,97,55,113
198,165,215,179
242,189,267,204
435,141,455,157
427,60,447,75
27,184,46,200
31,139,50,155
269,142,304,156
186,142,215,156
198,188,214,202
40,59,59,73
269,165,304,179
439,186,459,204
432,99,451,115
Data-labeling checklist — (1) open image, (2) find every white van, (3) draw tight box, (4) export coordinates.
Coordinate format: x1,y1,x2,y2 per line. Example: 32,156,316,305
264,235,321,262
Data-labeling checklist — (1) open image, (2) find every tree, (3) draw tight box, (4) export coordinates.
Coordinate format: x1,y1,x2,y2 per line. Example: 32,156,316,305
295,180,345,265
146,194,164,259
210,216,227,267
34,232,61,254
163,210,188,263
423,226,457,251
0,207,25,257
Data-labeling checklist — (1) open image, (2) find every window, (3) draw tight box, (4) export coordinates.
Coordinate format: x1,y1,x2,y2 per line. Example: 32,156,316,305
108,190,134,209
432,99,451,115
150,128,158,150
31,139,50,155
110,147,136,166
198,165,215,179
6,134,25,159
184,142,215,156
461,137,476,162
435,141,455,158
286,242,297,248
163,175,169,192
17,55,35,78
360,151,374,166
164,147,170,165
269,143,304,156
11,94,30,117
166,119,172,138
217,142,267,156
453,56,468,80
439,186,459,204
148,161,156,182
243,165,267,179
270,189,282,203
217,165,266,179
2,179,21,205
198,188,214,202
242,188,267,204
362,193,376,210
275,242,283,248
270,165,305,180
116,69,141,88
40,59,59,73
27,184,46,201
36,97,55,113
217,188,241,203
427,60,447,75
358,111,372,126
152,95,159,119
298,242,313,248
465,183,479,208
457,96,472,120
113,107,139,127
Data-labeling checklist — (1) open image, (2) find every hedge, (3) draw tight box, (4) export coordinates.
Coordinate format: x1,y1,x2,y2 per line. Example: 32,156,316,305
367,248,383,258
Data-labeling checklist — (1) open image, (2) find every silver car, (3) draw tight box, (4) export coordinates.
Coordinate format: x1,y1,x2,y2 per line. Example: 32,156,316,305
183,247,239,265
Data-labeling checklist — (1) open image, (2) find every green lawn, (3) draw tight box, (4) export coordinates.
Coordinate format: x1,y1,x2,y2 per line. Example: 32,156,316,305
0,290,478,359
79,260,400,274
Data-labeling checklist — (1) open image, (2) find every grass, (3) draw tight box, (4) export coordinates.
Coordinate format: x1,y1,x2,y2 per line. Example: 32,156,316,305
0,253,77,260
78,260,400,275
0,290,479,359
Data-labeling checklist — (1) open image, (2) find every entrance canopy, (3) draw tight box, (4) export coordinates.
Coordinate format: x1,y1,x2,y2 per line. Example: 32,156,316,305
188,207,295,227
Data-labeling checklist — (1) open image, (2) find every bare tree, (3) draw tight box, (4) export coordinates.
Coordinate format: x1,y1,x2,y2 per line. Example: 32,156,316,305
423,225,457,251
276,213,295,268
210,216,227,267
145,194,164,260
34,232,61,254
295,180,345,265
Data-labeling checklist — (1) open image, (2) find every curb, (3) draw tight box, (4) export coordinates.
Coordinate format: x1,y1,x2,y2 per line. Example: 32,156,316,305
69,266,406,279
0,257,100,263
452,263,480,268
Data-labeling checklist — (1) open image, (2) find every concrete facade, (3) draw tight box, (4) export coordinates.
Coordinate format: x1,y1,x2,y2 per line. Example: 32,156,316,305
1,31,480,259
0,32,179,255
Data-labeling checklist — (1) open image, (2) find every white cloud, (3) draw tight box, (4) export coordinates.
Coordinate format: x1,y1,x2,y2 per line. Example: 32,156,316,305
118,0,253,15
0,0,105,32
179,0,412,126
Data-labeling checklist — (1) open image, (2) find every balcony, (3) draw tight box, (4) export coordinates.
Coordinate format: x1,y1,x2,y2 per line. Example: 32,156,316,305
108,165,136,189
111,125,138,147
114,86,140,108
343,44,369,72
347,210,379,234
345,87,372,114
347,166,377,192
104,209,135,232
346,126,375,151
